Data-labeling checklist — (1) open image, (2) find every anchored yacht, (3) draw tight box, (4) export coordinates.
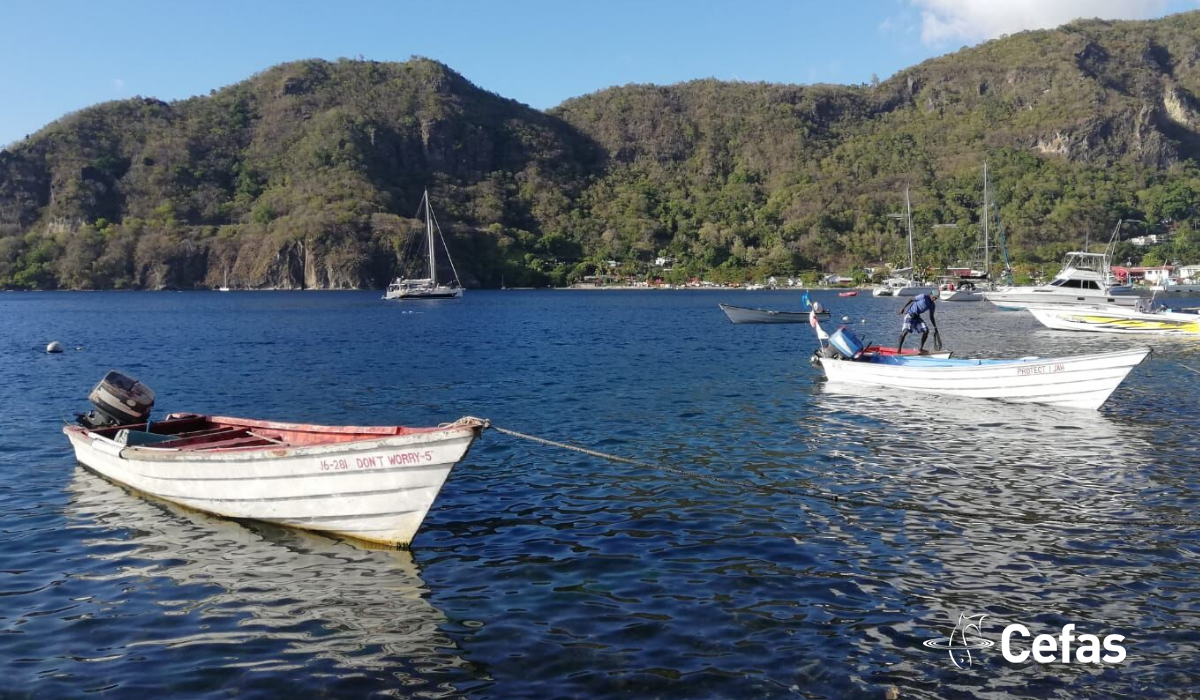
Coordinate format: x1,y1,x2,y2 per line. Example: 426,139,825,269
982,252,1139,310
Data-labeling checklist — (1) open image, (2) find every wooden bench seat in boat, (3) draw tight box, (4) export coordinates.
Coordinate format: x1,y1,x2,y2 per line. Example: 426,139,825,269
174,435,278,451
122,431,279,452
114,429,181,446
153,428,255,448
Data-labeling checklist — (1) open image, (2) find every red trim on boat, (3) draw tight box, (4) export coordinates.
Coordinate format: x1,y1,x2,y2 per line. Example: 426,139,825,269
68,413,476,452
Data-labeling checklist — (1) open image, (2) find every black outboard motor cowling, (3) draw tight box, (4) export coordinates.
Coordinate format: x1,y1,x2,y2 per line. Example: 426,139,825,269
78,371,156,429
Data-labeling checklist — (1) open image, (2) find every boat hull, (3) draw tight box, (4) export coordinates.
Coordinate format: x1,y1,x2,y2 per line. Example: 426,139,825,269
983,289,1139,311
63,420,482,546
384,285,464,300
720,304,827,324
939,289,983,301
894,285,936,297
872,284,934,297
1152,283,1200,294
817,347,1150,410
1027,306,1200,335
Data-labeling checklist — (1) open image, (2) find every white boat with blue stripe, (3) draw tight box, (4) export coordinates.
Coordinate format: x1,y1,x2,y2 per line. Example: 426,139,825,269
809,312,1149,410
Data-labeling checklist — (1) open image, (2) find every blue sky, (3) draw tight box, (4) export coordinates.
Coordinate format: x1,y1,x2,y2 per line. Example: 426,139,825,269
0,0,1196,146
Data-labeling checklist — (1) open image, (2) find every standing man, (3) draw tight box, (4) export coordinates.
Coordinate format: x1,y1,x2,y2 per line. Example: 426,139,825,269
898,290,938,353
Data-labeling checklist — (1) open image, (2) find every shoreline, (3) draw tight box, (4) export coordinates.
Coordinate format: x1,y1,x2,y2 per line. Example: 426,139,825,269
3,285,871,293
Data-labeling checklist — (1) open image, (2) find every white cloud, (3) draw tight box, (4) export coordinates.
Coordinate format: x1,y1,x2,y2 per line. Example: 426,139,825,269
113,78,125,92
912,0,1173,46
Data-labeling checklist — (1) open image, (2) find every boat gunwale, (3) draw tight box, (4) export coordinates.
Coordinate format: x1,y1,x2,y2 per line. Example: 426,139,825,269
63,415,485,462
822,346,1152,374
195,413,462,437
719,303,828,318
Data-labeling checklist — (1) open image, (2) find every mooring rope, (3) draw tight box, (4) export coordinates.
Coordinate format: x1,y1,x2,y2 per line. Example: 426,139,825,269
488,423,760,489
483,422,1200,531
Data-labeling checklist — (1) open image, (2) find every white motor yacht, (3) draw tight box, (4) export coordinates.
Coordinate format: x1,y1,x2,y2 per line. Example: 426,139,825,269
982,252,1139,310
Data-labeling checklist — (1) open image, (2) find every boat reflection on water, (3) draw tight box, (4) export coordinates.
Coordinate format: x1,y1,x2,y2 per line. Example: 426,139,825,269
811,382,1159,524
65,467,468,682
809,383,1175,692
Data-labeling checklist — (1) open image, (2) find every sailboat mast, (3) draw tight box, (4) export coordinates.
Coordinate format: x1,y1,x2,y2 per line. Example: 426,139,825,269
425,189,437,287
905,187,915,279
983,162,990,278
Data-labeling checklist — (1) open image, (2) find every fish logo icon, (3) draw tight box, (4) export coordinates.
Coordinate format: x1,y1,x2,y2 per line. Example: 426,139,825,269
923,613,995,668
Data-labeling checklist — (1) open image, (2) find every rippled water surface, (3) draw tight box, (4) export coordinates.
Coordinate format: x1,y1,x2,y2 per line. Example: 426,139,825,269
1,290,1198,699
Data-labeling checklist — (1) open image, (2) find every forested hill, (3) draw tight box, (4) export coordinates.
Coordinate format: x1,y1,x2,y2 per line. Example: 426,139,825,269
0,59,599,290
4,12,1200,290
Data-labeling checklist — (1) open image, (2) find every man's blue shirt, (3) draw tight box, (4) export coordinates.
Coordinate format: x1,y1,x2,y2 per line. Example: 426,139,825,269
907,293,934,316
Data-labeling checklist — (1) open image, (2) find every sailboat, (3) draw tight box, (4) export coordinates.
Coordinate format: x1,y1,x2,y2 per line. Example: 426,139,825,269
218,268,231,292
941,163,994,302
872,188,935,297
384,190,464,300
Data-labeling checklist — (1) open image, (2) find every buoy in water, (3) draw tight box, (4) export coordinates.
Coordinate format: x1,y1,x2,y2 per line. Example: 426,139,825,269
46,341,64,354
842,316,850,322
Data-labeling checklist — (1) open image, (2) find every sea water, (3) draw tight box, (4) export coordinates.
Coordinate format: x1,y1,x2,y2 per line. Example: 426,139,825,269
1,290,1197,699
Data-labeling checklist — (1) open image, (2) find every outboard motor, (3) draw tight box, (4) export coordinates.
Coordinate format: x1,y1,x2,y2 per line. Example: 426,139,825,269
828,327,866,360
78,371,155,429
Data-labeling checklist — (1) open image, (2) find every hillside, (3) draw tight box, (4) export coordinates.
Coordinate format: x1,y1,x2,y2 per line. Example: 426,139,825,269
0,59,598,289
554,13,1200,277
4,13,1200,289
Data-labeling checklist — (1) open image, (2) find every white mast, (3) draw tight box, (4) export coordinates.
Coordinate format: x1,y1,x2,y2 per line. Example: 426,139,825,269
424,189,437,287
905,187,915,279
983,162,990,278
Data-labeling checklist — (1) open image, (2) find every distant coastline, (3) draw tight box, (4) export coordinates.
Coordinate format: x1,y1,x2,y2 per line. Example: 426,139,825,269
4,285,868,293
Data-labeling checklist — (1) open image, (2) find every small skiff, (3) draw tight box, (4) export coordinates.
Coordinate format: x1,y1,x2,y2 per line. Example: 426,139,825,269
808,310,1149,409
720,303,829,324
1026,305,1200,336
838,291,858,297
817,348,1150,410
65,375,486,547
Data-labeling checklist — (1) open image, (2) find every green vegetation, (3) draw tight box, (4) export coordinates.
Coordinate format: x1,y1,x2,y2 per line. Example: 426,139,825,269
3,12,1200,289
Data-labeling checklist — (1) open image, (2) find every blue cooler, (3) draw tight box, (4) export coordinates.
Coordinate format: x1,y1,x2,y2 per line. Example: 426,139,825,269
828,327,865,359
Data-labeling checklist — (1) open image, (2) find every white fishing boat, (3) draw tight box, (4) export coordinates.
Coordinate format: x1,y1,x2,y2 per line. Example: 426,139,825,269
809,312,1149,410
874,273,935,297
873,189,935,298
938,274,984,301
938,285,983,301
983,253,1138,311
63,372,486,546
1026,304,1200,336
384,190,464,300
720,303,828,324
